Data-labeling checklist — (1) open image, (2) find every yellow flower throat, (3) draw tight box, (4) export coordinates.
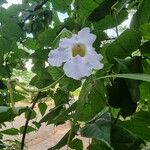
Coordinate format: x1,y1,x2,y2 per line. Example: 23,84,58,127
72,44,86,57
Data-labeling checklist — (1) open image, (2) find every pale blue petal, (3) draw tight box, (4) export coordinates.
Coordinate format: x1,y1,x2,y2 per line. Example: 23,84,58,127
48,48,69,67
63,55,92,80
86,50,104,70
59,36,76,48
77,27,96,45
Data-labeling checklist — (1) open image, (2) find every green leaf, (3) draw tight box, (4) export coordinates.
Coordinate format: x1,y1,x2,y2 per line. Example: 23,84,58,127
53,89,69,106
107,78,137,117
0,128,19,135
0,106,26,124
106,29,141,63
37,28,56,47
80,107,111,146
140,41,150,57
93,10,128,30
97,73,150,83
30,72,53,88
140,23,150,40
52,102,77,124
88,139,112,150
1,20,25,40
48,67,81,91
88,0,117,22
140,82,150,100
51,0,72,13
23,38,39,50
78,0,102,19
25,109,36,120
75,77,106,121
20,126,36,134
13,91,25,102
130,0,150,29
38,102,47,116
118,111,150,142
39,105,63,124
111,125,144,150
48,125,79,150
70,138,83,150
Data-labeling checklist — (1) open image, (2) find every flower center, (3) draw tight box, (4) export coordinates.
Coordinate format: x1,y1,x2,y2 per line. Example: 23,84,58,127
72,43,86,57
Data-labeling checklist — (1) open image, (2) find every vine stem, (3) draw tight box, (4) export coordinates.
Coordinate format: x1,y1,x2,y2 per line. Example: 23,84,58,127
20,75,64,150
15,74,65,93
20,92,40,150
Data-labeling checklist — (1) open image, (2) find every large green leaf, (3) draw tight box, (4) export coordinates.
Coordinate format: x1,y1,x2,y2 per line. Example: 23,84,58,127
88,139,112,150
106,29,141,63
51,0,72,13
0,107,27,124
88,0,117,21
93,10,128,30
118,111,150,142
80,107,111,146
30,72,53,88
107,78,137,117
97,73,150,83
130,0,150,29
111,125,144,150
140,23,150,40
75,77,106,121
78,0,103,19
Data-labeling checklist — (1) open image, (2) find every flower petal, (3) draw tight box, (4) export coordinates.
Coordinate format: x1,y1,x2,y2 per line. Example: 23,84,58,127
86,50,103,70
48,48,69,67
59,36,76,48
63,55,92,80
77,27,96,45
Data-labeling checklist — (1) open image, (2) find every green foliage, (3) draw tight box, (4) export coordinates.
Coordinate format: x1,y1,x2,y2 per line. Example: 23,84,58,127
106,29,141,63
0,0,150,149
80,107,111,146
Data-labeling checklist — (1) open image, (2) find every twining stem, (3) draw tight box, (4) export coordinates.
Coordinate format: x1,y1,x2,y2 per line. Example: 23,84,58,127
20,92,40,150
15,74,65,93
19,75,64,150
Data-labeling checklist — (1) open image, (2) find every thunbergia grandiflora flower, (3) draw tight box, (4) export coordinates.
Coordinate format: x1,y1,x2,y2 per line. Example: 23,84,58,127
48,27,103,80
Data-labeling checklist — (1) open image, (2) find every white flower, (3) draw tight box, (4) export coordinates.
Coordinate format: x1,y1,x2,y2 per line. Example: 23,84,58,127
48,27,103,80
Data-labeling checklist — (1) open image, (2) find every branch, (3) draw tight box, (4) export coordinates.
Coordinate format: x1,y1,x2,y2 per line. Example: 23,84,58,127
20,92,41,150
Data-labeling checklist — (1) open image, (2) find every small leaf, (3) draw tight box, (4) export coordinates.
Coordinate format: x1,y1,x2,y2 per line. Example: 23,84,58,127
0,128,19,135
70,138,83,150
39,105,63,124
48,125,79,150
38,102,47,116
20,126,36,134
